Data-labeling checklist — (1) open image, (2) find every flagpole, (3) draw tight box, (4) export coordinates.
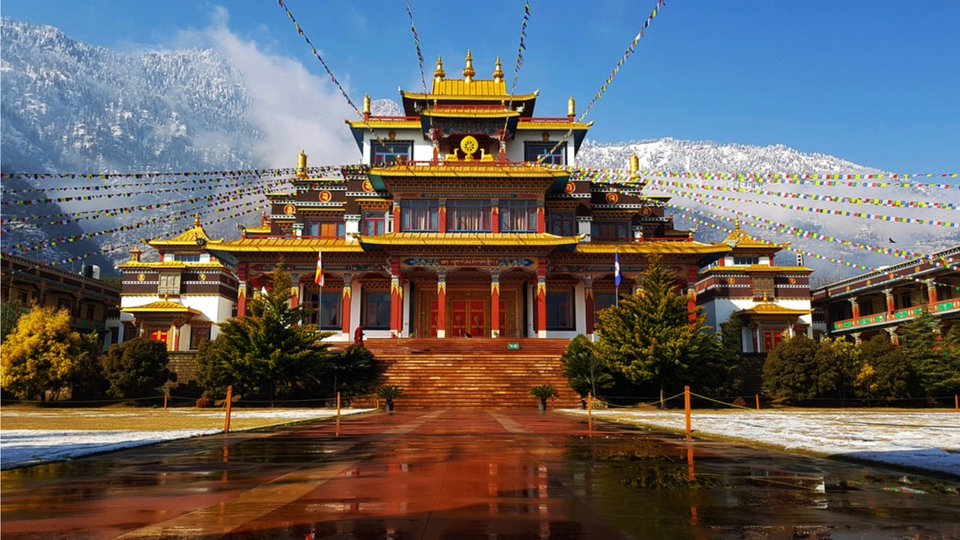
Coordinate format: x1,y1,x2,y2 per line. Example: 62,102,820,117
615,247,620,307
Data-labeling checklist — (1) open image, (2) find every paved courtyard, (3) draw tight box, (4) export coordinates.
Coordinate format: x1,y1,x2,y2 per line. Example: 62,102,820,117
2,410,958,539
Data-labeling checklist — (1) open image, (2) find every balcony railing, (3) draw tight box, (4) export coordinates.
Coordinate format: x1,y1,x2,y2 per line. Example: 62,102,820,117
830,297,960,331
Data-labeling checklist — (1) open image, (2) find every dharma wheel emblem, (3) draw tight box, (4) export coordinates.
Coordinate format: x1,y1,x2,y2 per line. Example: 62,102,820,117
460,136,479,158
563,181,576,194
198,273,207,282
605,192,619,204
319,191,332,203
137,273,146,282
362,180,375,193
284,204,296,215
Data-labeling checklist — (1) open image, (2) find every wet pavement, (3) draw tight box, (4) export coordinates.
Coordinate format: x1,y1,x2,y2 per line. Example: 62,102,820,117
2,409,959,539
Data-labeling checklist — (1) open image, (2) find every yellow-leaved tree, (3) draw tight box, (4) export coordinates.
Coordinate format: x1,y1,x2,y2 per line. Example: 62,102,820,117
0,306,83,401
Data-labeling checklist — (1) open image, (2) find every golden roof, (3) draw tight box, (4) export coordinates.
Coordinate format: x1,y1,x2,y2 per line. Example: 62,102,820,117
242,225,272,235
370,164,569,179
722,221,780,250
147,215,217,247
401,83,539,102
357,232,581,247
575,242,731,256
205,238,364,253
421,107,519,119
346,119,421,129
118,260,224,270
702,265,812,275
121,301,200,315
735,303,811,317
516,120,593,131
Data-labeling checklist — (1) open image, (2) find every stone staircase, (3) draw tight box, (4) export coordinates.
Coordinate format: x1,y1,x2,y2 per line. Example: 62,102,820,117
356,338,581,409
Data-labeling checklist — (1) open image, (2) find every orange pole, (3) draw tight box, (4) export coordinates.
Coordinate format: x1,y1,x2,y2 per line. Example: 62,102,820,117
955,394,958,413
337,391,341,420
684,385,691,441
755,394,760,411
587,392,594,435
163,390,169,410
224,386,233,433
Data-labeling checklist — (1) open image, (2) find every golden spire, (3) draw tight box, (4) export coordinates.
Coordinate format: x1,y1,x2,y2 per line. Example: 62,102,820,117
462,49,475,82
434,56,445,81
193,213,201,228
567,96,576,118
734,219,741,231
492,56,504,82
296,149,308,179
362,95,371,120
629,154,639,178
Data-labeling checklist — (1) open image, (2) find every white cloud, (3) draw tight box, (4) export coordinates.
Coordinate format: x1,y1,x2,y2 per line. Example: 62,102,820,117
177,7,360,168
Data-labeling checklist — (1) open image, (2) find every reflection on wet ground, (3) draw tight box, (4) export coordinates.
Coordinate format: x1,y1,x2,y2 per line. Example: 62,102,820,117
1,410,958,539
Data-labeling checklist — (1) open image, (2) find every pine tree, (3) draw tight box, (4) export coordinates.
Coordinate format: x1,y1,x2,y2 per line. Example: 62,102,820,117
562,334,613,399
854,335,916,404
0,306,83,400
594,257,720,407
899,312,959,397
196,265,333,402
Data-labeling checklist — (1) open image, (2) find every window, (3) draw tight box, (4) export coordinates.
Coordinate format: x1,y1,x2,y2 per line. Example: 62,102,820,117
363,291,391,330
549,212,576,236
84,305,96,320
363,212,386,236
305,220,345,239
318,291,342,330
734,256,760,266
753,276,775,299
524,142,566,165
189,326,211,350
446,200,491,232
499,200,538,232
401,200,439,232
371,142,413,166
158,273,181,295
174,254,200,262
591,221,629,241
546,289,575,330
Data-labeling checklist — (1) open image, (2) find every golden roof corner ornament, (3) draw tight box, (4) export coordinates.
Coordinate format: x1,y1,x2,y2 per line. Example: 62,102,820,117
362,95,371,119
129,248,142,262
296,149,308,179
463,49,475,82
629,154,639,178
493,57,504,82
568,96,576,118
434,56,445,81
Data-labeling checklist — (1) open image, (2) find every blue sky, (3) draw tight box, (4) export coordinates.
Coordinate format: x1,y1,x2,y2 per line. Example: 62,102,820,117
4,0,959,172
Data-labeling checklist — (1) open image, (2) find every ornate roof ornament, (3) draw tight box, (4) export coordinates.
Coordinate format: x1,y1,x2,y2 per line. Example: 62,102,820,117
462,49,475,82
492,56,504,82
434,56,445,81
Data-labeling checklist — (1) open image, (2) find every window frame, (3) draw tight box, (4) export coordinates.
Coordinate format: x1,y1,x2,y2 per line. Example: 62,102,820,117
362,290,391,330
546,287,576,331
446,199,492,232
318,291,342,330
157,273,181,296
400,200,440,232
371,141,414,166
499,200,538,232
524,142,566,165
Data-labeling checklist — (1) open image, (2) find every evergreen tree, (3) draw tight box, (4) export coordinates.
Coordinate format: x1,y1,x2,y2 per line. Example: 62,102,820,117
899,312,960,397
102,338,174,400
854,335,916,404
594,257,720,407
562,334,614,399
195,266,332,401
0,306,83,400
813,337,862,405
328,345,383,399
68,332,110,400
761,334,823,402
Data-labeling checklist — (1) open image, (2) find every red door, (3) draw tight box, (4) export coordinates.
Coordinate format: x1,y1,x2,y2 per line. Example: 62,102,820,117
468,300,484,337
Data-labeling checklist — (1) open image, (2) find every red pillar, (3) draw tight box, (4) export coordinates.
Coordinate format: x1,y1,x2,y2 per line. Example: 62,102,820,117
236,264,248,317
172,322,182,352
585,277,595,336
849,298,860,321
536,260,547,338
536,205,546,234
884,289,895,316
927,280,938,307
393,202,401,233
491,206,500,234
341,275,352,339
686,288,697,327
437,273,447,338
490,273,500,338
439,204,447,234
389,258,401,337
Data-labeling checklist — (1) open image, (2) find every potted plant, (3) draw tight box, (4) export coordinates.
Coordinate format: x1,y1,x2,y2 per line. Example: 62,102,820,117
376,384,403,412
530,384,559,413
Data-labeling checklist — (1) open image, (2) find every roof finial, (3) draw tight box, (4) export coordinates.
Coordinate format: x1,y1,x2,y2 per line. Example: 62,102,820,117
492,56,504,82
194,213,201,228
434,56,445,81
362,95,371,120
629,154,639,179
734,219,741,231
296,149,308,179
568,96,576,119
463,49,475,82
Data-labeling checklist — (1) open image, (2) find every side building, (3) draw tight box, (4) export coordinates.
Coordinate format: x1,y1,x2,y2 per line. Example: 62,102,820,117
696,223,813,353
812,245,960,343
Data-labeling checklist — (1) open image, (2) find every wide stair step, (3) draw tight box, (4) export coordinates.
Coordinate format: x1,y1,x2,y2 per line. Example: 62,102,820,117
354,338,578,409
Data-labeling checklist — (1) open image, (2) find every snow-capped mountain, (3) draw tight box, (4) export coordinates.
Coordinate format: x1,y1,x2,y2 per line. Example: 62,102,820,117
2,18,954,280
